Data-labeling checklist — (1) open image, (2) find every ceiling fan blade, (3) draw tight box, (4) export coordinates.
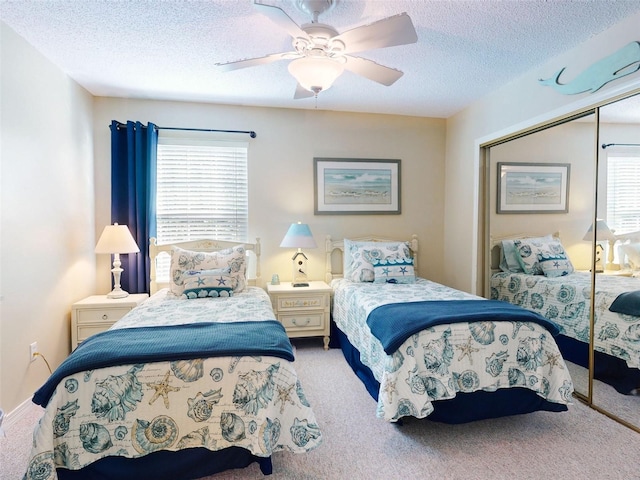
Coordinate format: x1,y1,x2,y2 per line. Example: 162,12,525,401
294,83,315,99
253,1,308,39
336,13,418,55
343,55,403,86
216,52,294,71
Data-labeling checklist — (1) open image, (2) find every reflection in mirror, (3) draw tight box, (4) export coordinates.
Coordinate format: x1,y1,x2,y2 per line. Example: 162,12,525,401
593,93,640,430
487,112,596,399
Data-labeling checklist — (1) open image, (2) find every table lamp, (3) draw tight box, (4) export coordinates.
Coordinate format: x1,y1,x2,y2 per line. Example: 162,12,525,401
95,223,140,298
280,222,317,287
583,219,617,272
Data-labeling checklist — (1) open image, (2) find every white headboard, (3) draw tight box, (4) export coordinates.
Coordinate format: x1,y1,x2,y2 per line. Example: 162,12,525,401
149,237,261,294
324,234,419,283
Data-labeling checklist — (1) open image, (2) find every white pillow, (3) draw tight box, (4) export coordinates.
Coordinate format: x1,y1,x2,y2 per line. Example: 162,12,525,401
344,239,412,282
620,243,640,270
170,245,246,295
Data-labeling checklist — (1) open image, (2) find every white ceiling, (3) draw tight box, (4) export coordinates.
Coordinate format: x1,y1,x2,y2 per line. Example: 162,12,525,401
2,0,640,119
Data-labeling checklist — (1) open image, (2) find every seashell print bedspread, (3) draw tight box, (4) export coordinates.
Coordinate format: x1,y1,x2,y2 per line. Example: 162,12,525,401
491,271,640,369
24,288,322,480
331,278,574,422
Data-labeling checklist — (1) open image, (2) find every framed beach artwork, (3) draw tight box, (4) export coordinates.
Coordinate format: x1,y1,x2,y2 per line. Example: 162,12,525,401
497,162,570,214
314,158,401,214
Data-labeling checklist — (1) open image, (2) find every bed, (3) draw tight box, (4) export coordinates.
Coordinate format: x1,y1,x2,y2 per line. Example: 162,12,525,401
490,233,640,394
326,234,574,424
24,238,322,480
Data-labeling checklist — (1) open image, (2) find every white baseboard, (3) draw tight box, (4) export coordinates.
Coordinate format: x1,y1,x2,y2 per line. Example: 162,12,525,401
3,397,35,430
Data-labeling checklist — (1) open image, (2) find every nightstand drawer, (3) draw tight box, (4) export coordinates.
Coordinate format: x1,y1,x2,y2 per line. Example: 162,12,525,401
77,323,114,343
276,294,328,311
76,307,131,324
279,312,325,331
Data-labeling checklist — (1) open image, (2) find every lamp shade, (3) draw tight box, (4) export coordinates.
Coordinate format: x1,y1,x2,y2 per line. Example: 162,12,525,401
288,56,344,93
583,219,617,242
280,222,317,249
95,223,140,254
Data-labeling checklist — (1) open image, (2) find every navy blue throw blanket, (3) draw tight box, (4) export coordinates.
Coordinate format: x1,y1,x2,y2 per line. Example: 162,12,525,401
367,300,561,354
33,320,293,406
609,290,640,316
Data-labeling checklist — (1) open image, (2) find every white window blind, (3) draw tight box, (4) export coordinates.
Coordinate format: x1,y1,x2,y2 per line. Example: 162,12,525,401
606,151,640,235
155,135,248,280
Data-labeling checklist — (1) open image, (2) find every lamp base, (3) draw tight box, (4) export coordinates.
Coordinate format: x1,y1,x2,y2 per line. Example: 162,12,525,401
107,288,130,299
292,282,309,287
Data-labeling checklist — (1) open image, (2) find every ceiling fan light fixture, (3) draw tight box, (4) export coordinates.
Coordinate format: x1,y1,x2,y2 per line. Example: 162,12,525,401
288,56,344,93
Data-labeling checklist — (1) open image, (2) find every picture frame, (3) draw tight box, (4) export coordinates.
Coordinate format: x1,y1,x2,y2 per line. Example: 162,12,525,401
497,162,570,214
314,158,401,215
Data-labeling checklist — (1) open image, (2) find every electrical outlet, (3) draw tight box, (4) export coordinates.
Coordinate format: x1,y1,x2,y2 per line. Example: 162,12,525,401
30,342,38,363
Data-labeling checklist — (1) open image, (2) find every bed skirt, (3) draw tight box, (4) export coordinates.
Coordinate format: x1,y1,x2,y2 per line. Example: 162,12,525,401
56,447,272,479
334,325,568,424
555,334,640,395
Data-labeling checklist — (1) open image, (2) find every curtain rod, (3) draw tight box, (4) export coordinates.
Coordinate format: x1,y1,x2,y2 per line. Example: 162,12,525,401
112,121,256,138
601,143,640,149
156,126,256,138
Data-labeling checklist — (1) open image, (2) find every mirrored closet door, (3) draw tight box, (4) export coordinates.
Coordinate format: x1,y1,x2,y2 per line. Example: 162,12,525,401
485,89,640,432
592,93,640,430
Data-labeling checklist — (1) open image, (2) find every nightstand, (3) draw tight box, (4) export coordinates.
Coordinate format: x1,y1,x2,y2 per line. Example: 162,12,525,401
71,294,148,349
267,280,332,350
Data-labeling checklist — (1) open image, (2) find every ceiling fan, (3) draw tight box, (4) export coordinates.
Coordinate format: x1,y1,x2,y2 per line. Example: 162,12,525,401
215,0,418,98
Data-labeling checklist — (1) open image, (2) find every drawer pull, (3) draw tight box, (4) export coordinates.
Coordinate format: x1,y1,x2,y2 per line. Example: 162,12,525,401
292,317,310,326
102,314,108,320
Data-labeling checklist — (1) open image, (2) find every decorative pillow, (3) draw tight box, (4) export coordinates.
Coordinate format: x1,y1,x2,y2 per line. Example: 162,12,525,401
170,245,246,295
344,239,412,282
373,258,416,284
537,242,575,277
620,243,640,270
181,269,234,299
514,237,574,277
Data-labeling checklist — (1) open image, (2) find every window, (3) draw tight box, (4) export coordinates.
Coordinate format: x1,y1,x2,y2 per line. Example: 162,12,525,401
155,134,248,279
606,151,640,235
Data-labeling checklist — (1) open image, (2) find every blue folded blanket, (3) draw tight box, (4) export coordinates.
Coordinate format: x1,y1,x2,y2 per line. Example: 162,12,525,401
367,299,561,354
33,320,293,406
609,290,640,316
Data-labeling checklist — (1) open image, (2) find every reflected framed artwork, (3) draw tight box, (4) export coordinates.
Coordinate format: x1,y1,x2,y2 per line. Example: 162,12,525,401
314,158,401,215
497,162,570,214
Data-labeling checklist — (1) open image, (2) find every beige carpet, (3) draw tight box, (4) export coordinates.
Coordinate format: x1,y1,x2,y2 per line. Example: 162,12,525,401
4,339,640,480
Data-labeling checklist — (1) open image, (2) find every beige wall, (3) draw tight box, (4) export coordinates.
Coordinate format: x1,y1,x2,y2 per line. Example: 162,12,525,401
1,24,95,413
92,99,446,292
445,12,640,294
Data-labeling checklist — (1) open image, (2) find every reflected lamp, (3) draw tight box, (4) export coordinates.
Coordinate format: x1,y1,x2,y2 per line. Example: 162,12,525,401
95,223,140,298
583,219,617,272
280,222,317,287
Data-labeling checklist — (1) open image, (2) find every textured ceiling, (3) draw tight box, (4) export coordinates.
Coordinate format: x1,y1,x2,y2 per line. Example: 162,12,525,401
2,0,640,118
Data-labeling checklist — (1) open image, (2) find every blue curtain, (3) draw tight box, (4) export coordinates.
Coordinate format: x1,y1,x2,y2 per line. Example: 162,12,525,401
109,121,158,294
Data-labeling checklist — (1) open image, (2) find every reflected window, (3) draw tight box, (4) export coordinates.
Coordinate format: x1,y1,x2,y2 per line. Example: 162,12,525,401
606,150,640,234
